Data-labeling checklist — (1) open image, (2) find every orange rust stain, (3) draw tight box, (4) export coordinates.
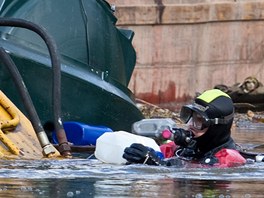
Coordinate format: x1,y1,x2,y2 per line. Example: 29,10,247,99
136,81,192,105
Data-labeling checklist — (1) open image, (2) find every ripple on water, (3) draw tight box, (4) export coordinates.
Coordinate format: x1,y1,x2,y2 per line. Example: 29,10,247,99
0,158,263,181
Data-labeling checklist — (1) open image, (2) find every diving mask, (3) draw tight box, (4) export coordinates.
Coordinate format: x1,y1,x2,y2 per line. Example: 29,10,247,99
180,104,234,130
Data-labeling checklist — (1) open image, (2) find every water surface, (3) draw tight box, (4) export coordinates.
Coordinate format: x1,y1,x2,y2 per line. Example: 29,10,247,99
0,128,263,197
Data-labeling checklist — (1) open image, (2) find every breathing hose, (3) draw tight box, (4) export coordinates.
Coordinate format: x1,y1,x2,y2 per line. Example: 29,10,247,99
0,18,71,157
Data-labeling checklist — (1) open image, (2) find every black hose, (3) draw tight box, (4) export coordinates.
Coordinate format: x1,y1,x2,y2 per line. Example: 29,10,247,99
0,18,71,156
0,47,44,132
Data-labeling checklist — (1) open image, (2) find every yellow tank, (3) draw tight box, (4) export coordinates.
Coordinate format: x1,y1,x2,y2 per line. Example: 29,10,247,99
0,90,60,159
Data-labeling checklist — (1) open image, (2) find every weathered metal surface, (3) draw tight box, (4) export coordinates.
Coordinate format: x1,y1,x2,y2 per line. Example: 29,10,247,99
109,0,264,105
0,91,60,159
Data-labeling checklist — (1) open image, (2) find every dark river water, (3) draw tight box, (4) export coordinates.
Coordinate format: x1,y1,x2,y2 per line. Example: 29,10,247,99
0,127,263,198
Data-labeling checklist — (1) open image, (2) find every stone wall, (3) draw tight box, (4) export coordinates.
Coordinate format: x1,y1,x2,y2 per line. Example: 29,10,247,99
108,0,264,105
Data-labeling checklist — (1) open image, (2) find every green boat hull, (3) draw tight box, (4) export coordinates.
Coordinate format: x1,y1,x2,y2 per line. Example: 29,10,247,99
0,0,144,131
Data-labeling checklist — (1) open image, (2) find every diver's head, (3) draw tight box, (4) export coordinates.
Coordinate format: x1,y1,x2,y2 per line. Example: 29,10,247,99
179,89,234,153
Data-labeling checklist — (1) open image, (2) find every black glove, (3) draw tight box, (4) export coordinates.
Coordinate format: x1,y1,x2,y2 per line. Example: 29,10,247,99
163,157,184,167
123,143,163,166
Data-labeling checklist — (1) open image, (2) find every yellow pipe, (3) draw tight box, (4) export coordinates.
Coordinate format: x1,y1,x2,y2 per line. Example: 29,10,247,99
0,129,20,155
0,97,20,129
0,96,21,155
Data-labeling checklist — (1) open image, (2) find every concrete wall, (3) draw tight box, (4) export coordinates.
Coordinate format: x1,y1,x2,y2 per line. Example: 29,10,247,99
108,0,264,105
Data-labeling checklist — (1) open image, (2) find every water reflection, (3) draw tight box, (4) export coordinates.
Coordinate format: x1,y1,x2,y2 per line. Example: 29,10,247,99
0,128,262,197
0,177,263,197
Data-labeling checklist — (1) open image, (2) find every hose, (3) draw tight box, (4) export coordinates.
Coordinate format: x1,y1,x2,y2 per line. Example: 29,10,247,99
0,18,71,157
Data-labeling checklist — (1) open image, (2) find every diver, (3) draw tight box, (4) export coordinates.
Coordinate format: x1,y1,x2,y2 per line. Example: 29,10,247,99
123,89,247,167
